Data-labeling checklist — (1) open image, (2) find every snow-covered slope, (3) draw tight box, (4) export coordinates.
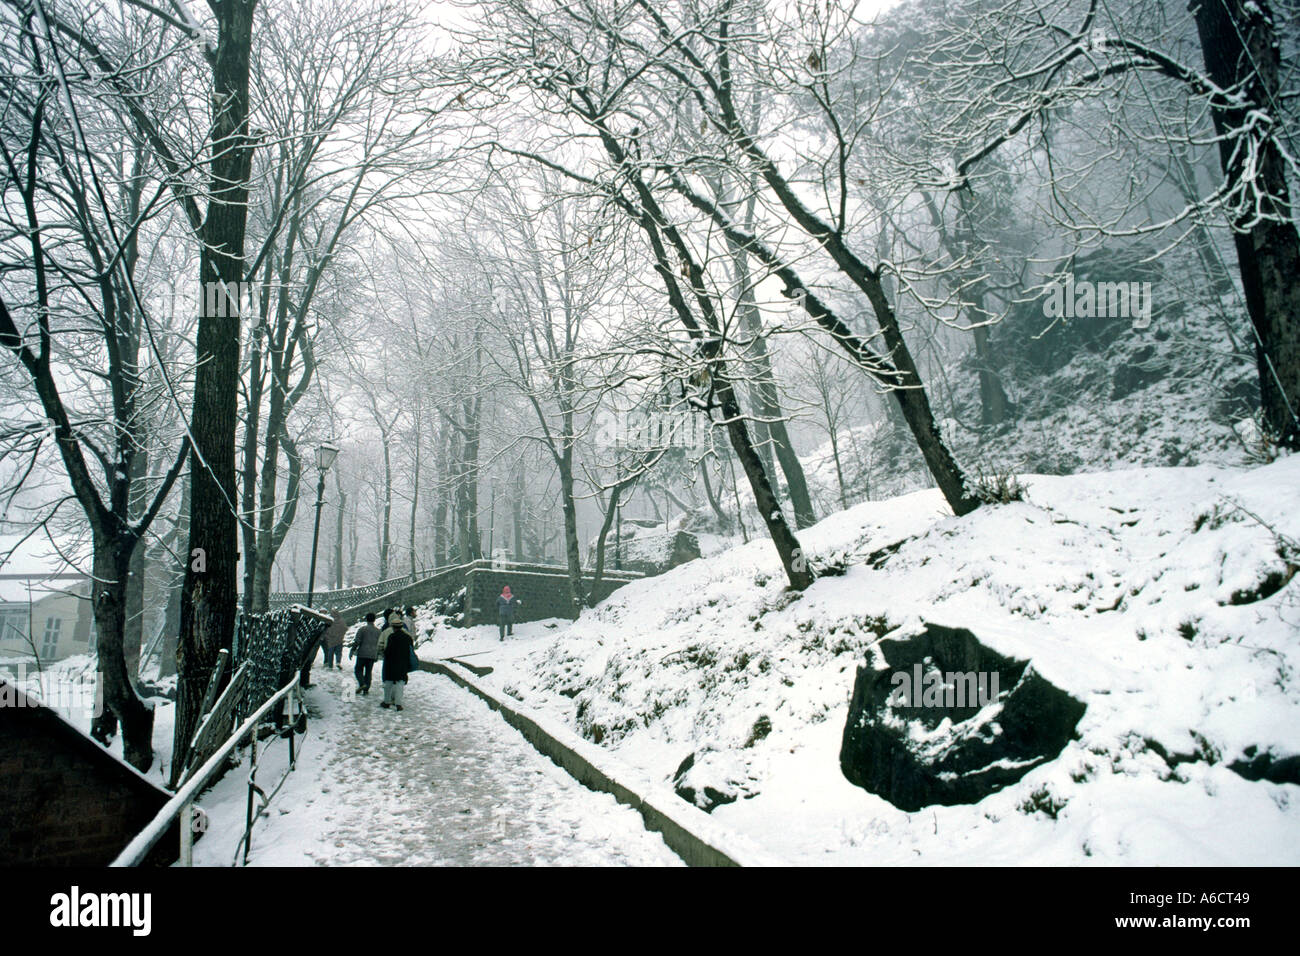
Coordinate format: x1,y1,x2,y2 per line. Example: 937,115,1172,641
469,457,1299,864
798,293,1262,514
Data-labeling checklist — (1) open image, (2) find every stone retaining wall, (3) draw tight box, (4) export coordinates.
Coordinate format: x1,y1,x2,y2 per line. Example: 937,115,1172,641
422,661,781,867
464,563,642,626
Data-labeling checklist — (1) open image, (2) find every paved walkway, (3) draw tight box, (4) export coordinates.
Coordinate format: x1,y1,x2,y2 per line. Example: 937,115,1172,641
194,662,682,866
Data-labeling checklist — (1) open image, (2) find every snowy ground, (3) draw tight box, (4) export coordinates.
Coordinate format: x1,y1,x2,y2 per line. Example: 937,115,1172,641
411,457,1300,866
189,662,682,866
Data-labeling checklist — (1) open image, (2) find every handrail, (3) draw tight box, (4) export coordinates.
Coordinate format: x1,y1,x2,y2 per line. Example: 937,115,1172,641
261,560,643,612
470,558,645,578
111,672,304,867
263,566,454,609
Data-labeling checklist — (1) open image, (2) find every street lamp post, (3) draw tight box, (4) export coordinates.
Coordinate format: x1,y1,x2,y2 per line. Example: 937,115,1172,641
305,443,339,609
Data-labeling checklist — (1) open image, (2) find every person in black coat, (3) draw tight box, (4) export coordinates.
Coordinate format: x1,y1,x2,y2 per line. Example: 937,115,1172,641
380,619,415,711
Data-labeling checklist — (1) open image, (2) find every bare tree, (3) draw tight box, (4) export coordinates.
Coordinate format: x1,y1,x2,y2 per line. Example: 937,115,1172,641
0,8,191,768
237,0,436,610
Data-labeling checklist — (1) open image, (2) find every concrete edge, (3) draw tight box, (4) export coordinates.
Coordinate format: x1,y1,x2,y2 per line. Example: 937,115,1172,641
419,660,784,868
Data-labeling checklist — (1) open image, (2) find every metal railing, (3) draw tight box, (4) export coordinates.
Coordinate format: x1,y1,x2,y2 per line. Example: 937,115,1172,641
263,566,451,611
467,557,645,580
111,672,306,867
261,560,643,613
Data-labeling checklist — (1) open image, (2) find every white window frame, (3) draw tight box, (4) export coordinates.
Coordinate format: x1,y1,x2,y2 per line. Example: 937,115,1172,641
40,616,61,659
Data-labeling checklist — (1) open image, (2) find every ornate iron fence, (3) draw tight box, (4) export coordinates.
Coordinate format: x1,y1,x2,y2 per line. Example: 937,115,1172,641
263,568,448,611
232,605,332,718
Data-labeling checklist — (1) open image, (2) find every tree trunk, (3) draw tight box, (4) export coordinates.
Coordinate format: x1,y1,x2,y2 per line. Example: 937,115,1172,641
175,0,259,787
718,383,813,589
249,361,290,610
938,187,1012,429
454,395,482,563
159,566,182,681
347,497,359,584
380,435,393,578
432,416,450,566
699,457,732,531
90,534,154,771
725,193,816,528
251,532,275,607
123,445,148,687
511,463,525,562
590,479,632,592
972,323,1009,427
1194,0,1300,447
828,425,848,510
159,470,190,680
240,322,265,613
333,468,346,590
558,439,586,615
433,495,448,567
410,408,420,575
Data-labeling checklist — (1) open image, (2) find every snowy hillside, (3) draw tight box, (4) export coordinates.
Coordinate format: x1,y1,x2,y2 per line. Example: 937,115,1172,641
446,457,1299,865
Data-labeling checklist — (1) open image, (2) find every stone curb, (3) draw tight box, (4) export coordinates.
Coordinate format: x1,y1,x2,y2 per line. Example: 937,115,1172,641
419,660,783,867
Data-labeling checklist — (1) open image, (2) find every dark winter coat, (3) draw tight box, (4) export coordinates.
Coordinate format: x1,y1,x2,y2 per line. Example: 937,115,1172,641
497,594,520,622
381,623,415,683
322,617,348,649
352,624,381,660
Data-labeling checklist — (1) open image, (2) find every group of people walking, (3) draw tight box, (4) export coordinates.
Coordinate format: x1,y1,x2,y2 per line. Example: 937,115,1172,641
352,607,418,710
310,605,419,710
305,584,526,711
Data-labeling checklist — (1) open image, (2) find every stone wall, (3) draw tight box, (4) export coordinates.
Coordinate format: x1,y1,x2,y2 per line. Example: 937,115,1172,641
0,679,177,866
464,562,642,626
297,560,644,629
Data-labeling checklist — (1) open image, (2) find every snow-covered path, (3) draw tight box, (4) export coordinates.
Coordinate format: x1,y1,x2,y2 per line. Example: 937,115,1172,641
191,663,683,866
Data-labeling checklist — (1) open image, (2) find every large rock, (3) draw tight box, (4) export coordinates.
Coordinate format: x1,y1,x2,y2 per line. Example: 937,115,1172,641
1110,344,1169,400
672,750,758,812
839,622,1085,811
592,526,701,577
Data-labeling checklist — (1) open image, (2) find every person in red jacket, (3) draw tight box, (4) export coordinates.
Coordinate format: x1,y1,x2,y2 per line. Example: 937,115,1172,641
497,585,521,641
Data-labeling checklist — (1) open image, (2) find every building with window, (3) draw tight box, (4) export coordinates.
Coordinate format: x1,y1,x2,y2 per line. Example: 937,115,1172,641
0,574,95,663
